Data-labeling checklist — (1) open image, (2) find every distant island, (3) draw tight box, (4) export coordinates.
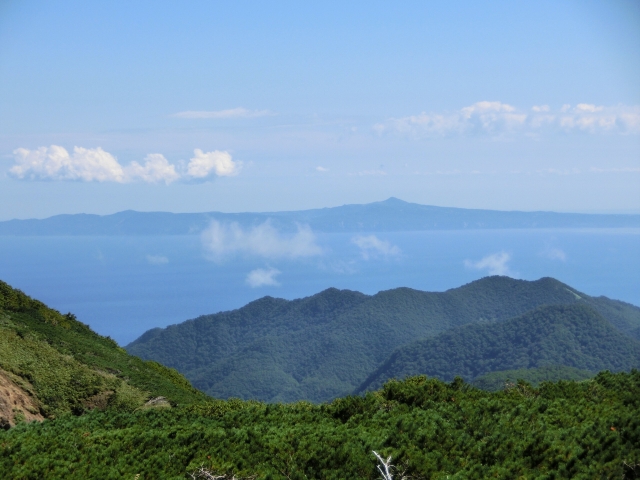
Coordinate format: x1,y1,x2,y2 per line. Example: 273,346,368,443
1,197,639,235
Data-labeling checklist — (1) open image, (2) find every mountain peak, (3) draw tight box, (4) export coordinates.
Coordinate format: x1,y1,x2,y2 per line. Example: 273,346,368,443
380,197,408,204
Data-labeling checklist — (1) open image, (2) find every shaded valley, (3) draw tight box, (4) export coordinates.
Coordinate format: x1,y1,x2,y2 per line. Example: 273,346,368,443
358,304,640,393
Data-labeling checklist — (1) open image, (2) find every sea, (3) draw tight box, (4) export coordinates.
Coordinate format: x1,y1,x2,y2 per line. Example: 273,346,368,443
0,228,638,345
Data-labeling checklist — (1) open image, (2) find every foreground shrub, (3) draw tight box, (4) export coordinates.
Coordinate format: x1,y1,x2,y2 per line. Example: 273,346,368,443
1,371,639,478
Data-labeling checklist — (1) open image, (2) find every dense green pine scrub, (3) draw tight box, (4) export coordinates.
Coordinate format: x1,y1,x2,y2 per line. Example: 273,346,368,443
1,371,638,479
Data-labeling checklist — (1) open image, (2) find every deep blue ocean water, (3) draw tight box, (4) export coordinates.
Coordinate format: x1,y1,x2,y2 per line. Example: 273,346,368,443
0,229,638,345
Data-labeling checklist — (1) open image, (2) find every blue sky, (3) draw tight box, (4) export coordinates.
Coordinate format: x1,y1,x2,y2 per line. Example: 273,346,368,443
1,0,639,219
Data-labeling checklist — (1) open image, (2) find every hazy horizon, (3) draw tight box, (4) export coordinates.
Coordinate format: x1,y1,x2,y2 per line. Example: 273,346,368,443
2,196,640,222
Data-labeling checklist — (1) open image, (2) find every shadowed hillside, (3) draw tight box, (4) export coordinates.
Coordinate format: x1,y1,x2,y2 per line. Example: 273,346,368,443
357,304,640,393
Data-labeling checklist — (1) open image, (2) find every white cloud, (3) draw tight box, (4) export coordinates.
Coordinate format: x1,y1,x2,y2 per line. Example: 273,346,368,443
460,101,516,115
375,102,640,137
413,169,481,176
376,101,524,137
352,235,401,260
10,145,125,182
187,149,240,178
146,255,169,265
9,146,240,183
245,267,281,287
202,220,323,261
173,108,271,119
316,166,329,172
540,248,566,261
317,259,358,275
537,168,581,175
372,123,386,135
575,103,603,113
464,251,513,276
529,113,556,129
556,104,635,133
125,154,180,184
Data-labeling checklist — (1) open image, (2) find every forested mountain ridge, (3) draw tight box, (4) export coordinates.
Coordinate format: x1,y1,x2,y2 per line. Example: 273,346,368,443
2,197,639,235
0,280,206,426
127,276,640,402
357,304,640,393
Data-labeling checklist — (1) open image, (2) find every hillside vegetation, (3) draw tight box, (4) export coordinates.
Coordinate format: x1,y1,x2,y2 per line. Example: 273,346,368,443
0,280,206,426
472,365,595,391
358,304,640,392
127,276,640,402
0,371,638,478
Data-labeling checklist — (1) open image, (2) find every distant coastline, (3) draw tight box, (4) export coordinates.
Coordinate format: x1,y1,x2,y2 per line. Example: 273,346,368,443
2,197,639,236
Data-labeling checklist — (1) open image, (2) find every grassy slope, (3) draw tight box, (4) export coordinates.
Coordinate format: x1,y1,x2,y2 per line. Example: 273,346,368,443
127,276,640,402
0,371,638,478
358,304,640,392
0,280,206,419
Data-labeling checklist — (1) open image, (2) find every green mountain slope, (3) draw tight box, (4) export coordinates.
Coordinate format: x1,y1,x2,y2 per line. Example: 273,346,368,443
127,276,640,402
579,294,640,341
357,304,640,393
0,280,206,425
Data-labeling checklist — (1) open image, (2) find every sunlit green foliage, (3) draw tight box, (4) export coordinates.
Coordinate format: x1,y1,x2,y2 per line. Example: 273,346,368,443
1,372,639,478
